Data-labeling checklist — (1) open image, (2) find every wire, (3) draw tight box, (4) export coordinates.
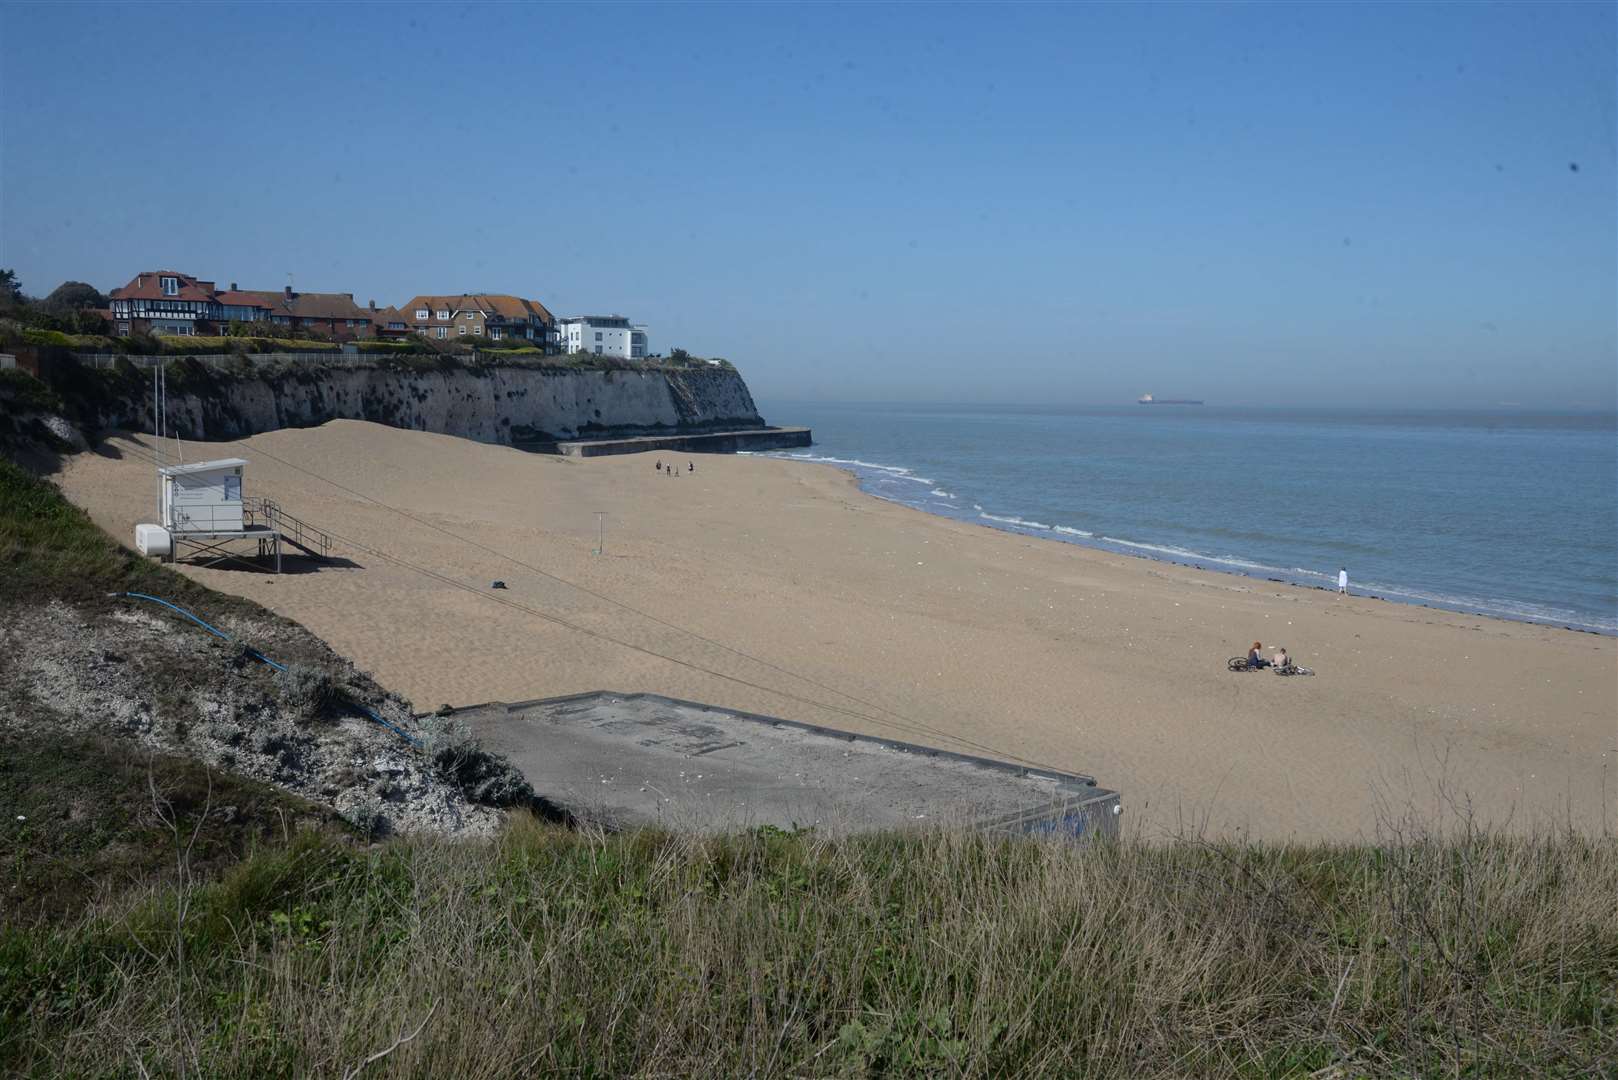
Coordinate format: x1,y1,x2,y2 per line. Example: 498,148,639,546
228,437,1064,767
116,435,1069,773
112,589,417,745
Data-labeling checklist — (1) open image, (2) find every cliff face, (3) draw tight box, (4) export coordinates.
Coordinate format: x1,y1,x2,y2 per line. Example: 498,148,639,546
99,360,765,445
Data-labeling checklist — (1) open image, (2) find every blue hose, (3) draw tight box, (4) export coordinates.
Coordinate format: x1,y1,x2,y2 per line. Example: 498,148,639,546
112,592,418,745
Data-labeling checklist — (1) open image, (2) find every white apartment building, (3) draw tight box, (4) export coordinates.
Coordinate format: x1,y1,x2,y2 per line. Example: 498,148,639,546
557,315,649,360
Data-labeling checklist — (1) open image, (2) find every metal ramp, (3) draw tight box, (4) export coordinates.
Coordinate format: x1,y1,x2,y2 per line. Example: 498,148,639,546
245,498,333,560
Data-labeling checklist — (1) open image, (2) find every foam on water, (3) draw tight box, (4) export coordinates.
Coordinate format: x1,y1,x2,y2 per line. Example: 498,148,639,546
750,407,1618,636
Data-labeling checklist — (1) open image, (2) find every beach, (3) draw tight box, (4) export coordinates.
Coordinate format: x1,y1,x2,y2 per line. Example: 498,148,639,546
55,421,1617,842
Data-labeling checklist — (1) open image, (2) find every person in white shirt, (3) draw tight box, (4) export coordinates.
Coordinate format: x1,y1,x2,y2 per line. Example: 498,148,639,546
1272,646,1289,669
1338,567,1349,595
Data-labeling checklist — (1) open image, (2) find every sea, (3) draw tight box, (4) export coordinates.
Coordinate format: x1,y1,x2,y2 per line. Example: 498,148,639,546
751,402,1618,636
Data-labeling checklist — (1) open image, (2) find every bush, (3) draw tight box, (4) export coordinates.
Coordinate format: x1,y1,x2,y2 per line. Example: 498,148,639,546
0,369,64,413
417,714,535,807
275,664,338,723
20,328,72,348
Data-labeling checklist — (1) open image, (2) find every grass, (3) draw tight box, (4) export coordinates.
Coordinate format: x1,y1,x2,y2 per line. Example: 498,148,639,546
1,734,351,926
0,814,1612,1077
0,454,178,603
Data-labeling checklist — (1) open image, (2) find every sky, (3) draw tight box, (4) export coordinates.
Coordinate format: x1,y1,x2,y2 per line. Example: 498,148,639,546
2,1,1613,408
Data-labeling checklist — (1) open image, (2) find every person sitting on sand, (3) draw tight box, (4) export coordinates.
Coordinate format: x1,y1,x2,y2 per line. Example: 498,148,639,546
656,460,663,472
1248,641,1269,669
1272,645,1289,669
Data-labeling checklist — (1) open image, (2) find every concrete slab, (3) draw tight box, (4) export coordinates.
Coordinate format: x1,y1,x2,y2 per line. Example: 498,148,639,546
455,691,1121,839
542,427,812,457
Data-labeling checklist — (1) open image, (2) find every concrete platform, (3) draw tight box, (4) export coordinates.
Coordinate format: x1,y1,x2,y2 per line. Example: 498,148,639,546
547,427,812,457
454,691,1121,839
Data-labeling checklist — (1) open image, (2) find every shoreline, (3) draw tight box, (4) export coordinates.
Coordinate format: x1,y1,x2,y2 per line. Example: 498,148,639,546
751,449,1617,637
52,422,1618,842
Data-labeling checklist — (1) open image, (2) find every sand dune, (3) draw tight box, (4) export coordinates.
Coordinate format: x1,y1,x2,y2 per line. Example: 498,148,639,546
55,421,1617,841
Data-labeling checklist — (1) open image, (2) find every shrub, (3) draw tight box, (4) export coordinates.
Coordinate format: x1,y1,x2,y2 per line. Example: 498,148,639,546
20,328,71,348
276,664,337,724
0,369,64,413
417,714,535,807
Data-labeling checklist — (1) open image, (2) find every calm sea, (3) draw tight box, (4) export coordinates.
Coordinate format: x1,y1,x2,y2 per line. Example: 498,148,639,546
752,402,1618,635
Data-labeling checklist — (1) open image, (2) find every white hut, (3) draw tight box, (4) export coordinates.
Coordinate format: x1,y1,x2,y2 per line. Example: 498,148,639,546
159,458,247,533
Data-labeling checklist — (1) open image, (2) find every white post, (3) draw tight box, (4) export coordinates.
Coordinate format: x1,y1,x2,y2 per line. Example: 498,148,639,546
153,365,163,521
593,511,605,556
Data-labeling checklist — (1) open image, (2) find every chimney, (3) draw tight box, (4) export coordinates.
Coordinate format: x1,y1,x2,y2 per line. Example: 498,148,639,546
137,275,144,288
369,300,377,311
230,282,238,291
283,285,293,299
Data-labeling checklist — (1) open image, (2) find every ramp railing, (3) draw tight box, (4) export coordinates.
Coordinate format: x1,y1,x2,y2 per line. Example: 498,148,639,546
244,497,333,559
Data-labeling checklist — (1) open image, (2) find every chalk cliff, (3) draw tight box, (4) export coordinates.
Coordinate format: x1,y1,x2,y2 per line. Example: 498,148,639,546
86,357,767,445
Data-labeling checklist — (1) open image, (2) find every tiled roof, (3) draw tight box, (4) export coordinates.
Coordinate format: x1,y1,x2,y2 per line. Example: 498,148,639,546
398,293,553,325
227,290,371,321
108,270,216,303
214,291,275,310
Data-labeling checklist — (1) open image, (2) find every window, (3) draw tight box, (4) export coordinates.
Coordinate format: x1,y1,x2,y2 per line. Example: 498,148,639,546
436,327,447,339
458,325,467,335
466,312,475,320
594,345,603,355
595,331,603,341
473,325,483,335
160,276,178,296
389,321,406,330
437,310,450,321
223,475,241,502
490,328,503,340
116,321,130,335
416,309,429,320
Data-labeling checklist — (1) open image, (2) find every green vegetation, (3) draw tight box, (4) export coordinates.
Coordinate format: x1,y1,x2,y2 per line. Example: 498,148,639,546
1,734,350,926
1,812,1612,1077
0,455,222,605
0,369,63,414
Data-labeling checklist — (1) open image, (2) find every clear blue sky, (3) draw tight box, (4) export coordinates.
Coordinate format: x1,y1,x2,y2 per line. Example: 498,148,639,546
3,1,1613,407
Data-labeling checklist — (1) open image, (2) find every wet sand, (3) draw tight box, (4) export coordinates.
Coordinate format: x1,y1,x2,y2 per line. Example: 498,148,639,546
55,422,1618,841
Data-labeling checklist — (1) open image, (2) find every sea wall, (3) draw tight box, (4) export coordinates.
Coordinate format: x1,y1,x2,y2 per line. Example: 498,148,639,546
73,357,766,445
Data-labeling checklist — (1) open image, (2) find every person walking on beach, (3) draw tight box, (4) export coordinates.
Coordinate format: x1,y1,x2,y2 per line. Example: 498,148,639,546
1338,567,1349,595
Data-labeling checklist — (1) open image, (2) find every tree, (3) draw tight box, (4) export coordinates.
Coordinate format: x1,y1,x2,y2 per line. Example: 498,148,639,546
41,281,107,314
0,269,21,305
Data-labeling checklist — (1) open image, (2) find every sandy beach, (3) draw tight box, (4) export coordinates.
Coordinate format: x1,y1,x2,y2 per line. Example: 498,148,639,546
54,422,1617,841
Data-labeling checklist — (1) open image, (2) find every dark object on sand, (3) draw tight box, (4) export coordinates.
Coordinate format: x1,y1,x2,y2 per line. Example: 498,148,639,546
491,580,507,590
1228,655,1314,676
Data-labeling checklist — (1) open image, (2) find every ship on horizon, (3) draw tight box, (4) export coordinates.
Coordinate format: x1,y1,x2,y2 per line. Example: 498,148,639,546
1138,393,1204,405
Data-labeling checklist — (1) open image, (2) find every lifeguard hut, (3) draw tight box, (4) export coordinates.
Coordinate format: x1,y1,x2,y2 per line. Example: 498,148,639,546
134,457,331,573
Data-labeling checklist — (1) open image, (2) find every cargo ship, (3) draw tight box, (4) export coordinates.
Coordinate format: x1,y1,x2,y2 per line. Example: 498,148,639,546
1137,393,1203,405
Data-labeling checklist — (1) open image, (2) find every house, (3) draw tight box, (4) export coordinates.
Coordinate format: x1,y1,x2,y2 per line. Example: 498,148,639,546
107,271,221,337
109,271,376,339
366,302,413,340
219,285,376,340
397,293,556,346
556,315,649,360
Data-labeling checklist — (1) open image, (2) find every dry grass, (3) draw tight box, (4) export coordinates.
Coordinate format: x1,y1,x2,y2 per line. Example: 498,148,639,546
3,805,1613,1078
